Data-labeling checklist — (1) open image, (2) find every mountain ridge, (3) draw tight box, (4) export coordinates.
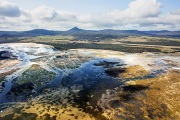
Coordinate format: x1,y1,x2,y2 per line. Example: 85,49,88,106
0,27,180,38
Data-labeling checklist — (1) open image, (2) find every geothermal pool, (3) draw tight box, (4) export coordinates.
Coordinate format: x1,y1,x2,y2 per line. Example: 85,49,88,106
0,43,179,120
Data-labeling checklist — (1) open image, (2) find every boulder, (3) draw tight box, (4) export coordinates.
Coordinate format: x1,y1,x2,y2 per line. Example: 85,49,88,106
0,51,12,59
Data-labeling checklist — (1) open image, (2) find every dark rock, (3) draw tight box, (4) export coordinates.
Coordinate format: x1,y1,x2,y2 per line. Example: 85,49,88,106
1,81,6,88
15,113,38,120
0,51,12,59
94,60,122,68
9,82,34,95
0,113,37,120
123,85,149,92
109,100,122,108
105,67,126,77
43,113,51,120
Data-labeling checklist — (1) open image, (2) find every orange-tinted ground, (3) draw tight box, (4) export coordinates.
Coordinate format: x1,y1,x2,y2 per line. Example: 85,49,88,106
100,69,180,120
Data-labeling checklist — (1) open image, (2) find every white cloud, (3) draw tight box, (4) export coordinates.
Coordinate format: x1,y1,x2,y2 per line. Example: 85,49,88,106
0,0,180,31
105,0,161,23
126,0,161,18
31,6,57,21
93,0,180,30
0,0,21,17
170,9,180,15
28,6,78,30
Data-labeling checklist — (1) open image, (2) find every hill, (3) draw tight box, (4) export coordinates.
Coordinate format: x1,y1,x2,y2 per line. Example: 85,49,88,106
0,27,180,38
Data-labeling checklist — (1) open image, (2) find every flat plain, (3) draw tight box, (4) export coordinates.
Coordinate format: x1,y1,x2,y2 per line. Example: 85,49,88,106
0,34,180,120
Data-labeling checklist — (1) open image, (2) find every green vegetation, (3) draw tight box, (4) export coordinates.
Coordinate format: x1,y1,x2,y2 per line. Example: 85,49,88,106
0,35,179,53
56,63,81,69
16,67,56,87
54,54,91,69
36,35,74,41
0,37,21,43
0,76,5,83
39,42,161,53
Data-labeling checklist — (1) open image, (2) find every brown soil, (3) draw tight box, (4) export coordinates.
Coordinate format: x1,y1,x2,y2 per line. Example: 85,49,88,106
120,65,149,79
29,64,41,69
0,69,19,82
0,60,20,69
101,69,180,120
104,65,148,78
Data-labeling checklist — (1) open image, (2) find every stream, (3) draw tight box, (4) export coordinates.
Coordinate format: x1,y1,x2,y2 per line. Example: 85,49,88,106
0,43,180,120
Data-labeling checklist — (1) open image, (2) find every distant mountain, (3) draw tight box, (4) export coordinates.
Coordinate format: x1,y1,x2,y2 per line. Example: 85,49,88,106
63,27,86,35
0,27,180,38
24,29,60,36
144,30,180,37
0,29,60,37
0,34,14,38
68,27,84,32
98,29,150,36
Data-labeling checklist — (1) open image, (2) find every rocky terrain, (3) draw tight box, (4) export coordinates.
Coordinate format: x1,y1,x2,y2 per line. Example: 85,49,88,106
0,43,179,120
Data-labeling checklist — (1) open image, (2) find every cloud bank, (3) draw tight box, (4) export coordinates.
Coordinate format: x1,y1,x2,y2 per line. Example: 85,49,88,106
0,0,180,31
0,1,21,17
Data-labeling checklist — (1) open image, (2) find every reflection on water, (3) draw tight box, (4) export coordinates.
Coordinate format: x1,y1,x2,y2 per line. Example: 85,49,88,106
62,58,123,88
1,44,180,120
0,57,125,120
62,58,124,110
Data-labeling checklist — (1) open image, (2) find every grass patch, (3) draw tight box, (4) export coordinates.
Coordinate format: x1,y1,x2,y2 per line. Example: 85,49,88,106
37,42,161,53
36,35,74,41
15,66,56,87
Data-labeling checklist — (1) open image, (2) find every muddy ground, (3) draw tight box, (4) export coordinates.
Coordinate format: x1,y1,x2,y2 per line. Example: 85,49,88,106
0,36,180,120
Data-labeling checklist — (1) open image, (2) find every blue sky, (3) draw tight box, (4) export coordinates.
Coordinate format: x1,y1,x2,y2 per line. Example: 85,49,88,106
1,0,180,30
8,0,132,13
8,0,180,13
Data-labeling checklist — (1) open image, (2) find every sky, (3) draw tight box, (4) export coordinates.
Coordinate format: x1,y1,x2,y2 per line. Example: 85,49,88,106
0,0,180,31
